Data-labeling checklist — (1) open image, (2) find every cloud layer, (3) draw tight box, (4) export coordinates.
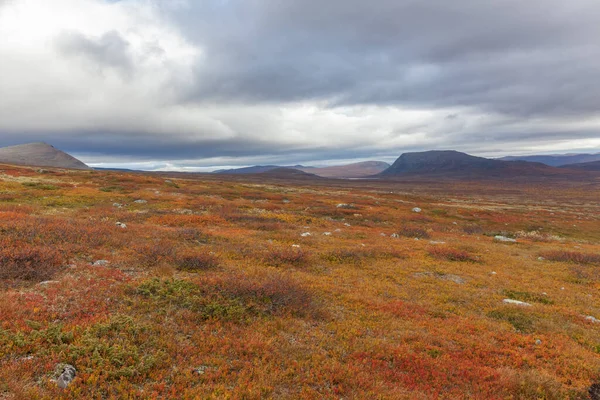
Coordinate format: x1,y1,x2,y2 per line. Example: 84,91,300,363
1,0,599,169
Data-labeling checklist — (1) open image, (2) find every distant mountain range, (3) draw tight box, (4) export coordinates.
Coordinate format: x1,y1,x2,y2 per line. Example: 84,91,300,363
499,153,600,167
297,161,389,178
0,142,90,170
215,161,389,178
214,165,310,174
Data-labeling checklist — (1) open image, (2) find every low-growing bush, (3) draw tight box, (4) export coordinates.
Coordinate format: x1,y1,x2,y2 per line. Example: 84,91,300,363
175,251,220,271
396,225,430,239
0,245,64,281
462,224,483,235
321,248,369,265
265,247,310,267
487,308,538,333
540,250,600,265
131,240,176,267
503,290,554,305
427,246,478,262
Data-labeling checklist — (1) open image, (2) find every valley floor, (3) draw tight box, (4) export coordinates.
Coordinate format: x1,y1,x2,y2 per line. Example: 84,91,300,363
1,165,599,399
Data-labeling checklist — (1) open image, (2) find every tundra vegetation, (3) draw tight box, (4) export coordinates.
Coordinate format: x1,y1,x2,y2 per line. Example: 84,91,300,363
0,164,599,399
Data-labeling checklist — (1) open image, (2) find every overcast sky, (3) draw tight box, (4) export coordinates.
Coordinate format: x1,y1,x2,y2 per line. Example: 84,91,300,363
1,0,600,170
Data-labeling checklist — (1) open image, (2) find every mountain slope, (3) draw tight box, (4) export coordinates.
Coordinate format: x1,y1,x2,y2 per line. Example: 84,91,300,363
499,153,600,167
298,161,390,178
0,142,90,170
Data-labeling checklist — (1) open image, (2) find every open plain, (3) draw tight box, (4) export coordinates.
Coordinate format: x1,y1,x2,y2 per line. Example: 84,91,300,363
1,165,599,399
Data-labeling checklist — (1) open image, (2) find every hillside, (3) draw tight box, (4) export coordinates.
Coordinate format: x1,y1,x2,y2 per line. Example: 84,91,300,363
379,150,578,179
500,153,600,167
0,142,90,170
298,161,390,178
560,160,600,171
214,165,309,174
258,167,322,180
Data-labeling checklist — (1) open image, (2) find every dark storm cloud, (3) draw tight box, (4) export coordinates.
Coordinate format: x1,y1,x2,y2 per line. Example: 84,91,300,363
180,0,600,117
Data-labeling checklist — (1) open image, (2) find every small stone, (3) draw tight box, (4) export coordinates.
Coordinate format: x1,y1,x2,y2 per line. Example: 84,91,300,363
55,364,76,389
412,207,422,213
490,271,497,275
503,299,531,306
92,260,109,266
429,241,446,244
323,232,332,236
116,222,127,229
134,199,147,204
494,235,517,243
535,339,542,345
344,223,351,227
538,257,545,261
39,280,59,285
390,233,400,238
291,244,300,248
300,232,311,237
192,365,209,375
282,199,290,204
380,233,387,237
112,203,123,208
334,229,342,232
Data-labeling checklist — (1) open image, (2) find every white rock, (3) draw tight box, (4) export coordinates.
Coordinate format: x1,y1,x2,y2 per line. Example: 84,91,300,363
491,271,497,275
112,203,123,208
92,260,109,266
429,241,446,244
116,222,127,229
344,223,351,227
291,244,300,248
390,233,400,238
323,232,332,236
412,207,422,213
380,233,387,237
585,315,600,323
494,235,517,243
39,280,59,285
538,257,545,261
300,232,311,237
503,299,531,306
134,199,147,204
334,229,342,232
535,339,542,345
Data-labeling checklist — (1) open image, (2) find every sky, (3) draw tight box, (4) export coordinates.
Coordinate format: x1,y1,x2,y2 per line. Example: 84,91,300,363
1,0,600,171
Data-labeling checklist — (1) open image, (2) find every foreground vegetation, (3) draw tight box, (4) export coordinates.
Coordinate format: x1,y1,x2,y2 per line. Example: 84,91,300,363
0,164,599,399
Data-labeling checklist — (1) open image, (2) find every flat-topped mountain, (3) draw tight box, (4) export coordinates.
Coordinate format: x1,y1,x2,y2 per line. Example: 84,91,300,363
298,161,390,178
0,142,90,170
379,150,579,179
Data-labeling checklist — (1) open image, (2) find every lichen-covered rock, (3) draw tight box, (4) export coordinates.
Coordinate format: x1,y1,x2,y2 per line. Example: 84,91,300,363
55,363,76,389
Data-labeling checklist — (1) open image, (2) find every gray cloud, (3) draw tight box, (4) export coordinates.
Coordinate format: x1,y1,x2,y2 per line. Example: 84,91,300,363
0,0,599,169
179,0,600,118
